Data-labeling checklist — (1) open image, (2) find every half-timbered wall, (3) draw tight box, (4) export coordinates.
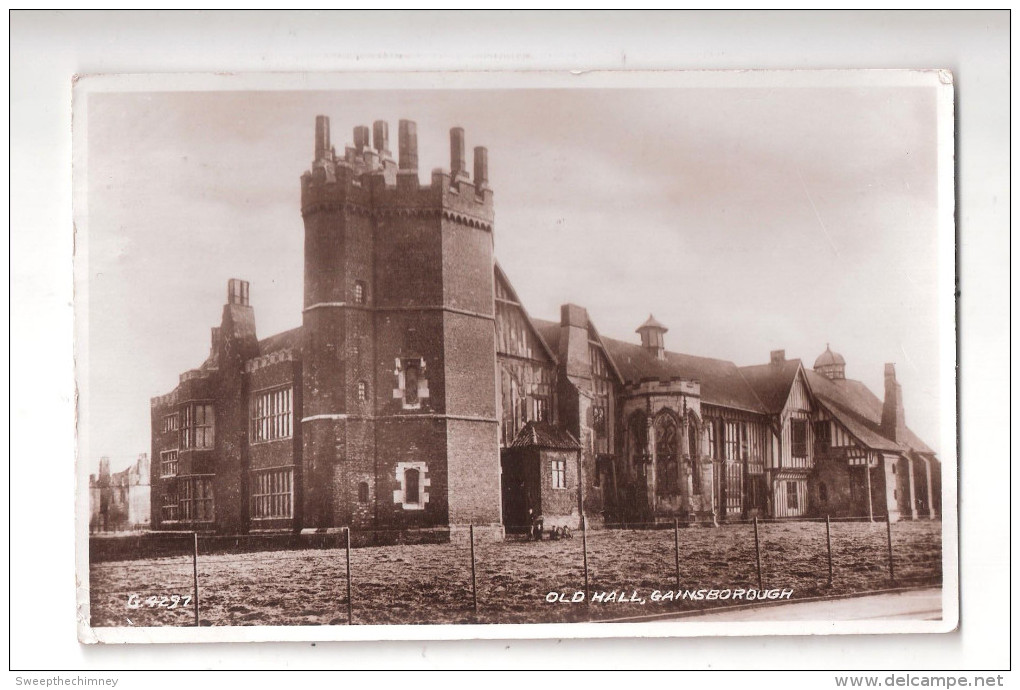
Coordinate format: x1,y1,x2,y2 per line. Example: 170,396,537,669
495,272,556,447
588,327,616,456
702,403,771,517
776,373,814,470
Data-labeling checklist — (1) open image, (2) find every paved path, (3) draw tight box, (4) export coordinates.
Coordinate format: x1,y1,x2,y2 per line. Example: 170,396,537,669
668,587,942,622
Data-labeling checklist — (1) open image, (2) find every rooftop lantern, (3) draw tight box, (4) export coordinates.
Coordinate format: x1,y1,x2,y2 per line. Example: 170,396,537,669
636,314,668,360
813,343,846,380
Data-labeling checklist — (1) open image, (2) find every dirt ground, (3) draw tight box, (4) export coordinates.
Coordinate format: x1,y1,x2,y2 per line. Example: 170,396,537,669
89,519,943,627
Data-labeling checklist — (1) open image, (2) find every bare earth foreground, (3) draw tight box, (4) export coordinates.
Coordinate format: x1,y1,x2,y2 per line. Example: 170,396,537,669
90,520,942,627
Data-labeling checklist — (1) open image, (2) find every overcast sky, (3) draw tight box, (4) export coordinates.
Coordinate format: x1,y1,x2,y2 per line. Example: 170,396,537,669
83,83,945,471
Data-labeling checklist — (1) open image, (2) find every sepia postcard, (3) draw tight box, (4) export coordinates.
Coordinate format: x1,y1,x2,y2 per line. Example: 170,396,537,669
73,69,957,644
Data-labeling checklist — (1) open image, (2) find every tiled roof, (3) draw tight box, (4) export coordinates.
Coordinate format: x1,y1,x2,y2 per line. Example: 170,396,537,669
602,336,768,414
532,317,767,413
258,326,302,356
488,317,935,456
738,359,803,414
509,421,581,450
531,317,561,353
804,369,935,455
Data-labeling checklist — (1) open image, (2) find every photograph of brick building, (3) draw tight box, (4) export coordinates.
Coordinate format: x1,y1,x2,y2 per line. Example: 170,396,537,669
147,115,941,538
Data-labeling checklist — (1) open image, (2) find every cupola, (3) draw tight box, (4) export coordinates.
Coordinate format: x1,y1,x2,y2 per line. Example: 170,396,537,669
636,314,668,360
813,343,846,380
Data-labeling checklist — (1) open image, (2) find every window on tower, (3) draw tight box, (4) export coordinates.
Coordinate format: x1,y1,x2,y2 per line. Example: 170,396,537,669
404,362,419,405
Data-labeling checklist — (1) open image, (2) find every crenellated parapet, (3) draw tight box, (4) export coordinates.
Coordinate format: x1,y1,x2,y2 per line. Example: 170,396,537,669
151,389,179,408
244,348,297,374
180,368,214,383
300,116,494,229
624,377,700,398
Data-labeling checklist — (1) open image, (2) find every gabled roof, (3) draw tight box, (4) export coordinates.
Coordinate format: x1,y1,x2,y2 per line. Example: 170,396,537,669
532,318,561,353
738,358,804,414
494,263,559,365
258,326,302,356
509,421,581,450
804,369,935,455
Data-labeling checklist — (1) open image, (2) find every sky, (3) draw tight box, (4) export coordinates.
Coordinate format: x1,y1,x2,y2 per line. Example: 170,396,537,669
82,83,946,472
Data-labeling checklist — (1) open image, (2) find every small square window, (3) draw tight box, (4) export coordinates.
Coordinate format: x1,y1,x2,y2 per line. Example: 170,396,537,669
551,459,567,489
786,481,799,510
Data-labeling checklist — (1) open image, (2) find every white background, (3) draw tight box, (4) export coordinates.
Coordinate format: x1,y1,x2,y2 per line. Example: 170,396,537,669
8,9,1011,674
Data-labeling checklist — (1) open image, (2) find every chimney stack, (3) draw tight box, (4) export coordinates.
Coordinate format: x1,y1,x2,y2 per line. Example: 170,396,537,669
353,125,370,152
314,115,331,161
560,304,592,383
372,120,390,155
881,363,906,442
770,349,786,364
227,278,250,306
450,127,467,178
474,146,489,189
398,119,418,171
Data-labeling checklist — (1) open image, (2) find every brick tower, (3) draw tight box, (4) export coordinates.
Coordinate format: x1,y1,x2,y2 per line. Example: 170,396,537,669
300,116,503,538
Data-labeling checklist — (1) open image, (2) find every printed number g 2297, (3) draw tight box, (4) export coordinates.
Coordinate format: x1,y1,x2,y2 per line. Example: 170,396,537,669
126,594,192,609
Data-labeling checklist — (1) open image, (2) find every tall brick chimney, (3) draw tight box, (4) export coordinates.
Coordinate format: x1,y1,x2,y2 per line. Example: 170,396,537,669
560,304,592,384
314,115,330,161
353,125,370,152
398,119,418,171
450,127,467,179
474,146,489,190
881,363,906,442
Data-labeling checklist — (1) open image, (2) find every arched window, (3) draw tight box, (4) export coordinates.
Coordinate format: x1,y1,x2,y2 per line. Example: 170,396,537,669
357,481,369,503
628,413,648,471
655,415,679,495
688,419,701,493
404,468,420,504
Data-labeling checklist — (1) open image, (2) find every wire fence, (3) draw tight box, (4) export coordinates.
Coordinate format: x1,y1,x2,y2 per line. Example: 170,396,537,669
88,515,943,627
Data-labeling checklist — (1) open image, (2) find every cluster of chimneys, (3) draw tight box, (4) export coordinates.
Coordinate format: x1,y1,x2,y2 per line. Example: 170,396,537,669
313,115,488,186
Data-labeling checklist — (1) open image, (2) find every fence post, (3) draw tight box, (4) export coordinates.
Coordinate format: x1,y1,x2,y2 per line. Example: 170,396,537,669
581,516,589,608
885,512,895,583
469,524,478,618
345,526,353,625
826,514,833,588
753,517,763,591
192,531,200,627
673,517,681,590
